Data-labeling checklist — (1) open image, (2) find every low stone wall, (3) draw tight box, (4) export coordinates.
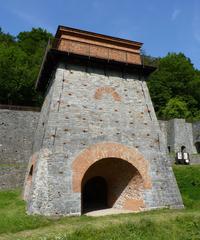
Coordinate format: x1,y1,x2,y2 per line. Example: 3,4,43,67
0,109,39,189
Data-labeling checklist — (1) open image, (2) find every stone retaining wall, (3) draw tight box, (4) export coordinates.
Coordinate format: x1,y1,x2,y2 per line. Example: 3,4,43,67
0,109,39,189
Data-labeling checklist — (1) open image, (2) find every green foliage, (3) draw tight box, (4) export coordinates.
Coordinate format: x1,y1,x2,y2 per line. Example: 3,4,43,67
17,28,51,55
0,28,15,46
0,27,52,106
142,53,160,68
148,53,200,120
162,97,191,119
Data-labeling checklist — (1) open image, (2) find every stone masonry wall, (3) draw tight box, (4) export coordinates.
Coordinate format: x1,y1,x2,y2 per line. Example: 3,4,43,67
0,109,39,189
26,63,183,216
193,122,200,144
1,98,200,191
171,119,196,153
159,119,197,154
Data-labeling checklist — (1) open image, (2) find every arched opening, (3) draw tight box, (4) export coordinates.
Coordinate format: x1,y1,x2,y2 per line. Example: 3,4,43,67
81,158,144,214
82,176,107,213
195,142,200,153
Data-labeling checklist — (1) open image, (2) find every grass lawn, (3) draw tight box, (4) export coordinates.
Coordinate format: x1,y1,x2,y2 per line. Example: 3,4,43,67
0,165,200,240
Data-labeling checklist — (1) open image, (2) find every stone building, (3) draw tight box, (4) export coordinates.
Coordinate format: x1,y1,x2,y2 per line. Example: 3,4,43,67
22,26,184,216
0,26,185,215
159,119,200,164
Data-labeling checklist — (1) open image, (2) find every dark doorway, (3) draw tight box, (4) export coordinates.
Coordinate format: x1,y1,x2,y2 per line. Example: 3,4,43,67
195,142,200,153
82,176,107,213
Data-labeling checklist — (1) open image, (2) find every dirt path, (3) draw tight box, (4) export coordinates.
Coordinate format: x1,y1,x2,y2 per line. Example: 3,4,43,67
85,208,135,216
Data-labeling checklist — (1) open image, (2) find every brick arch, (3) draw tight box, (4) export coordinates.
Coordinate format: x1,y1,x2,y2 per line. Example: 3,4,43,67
94,86,121,101
72,142,152,192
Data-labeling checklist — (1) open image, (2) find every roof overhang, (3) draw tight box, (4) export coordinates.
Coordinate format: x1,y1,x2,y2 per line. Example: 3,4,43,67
36,49,156,92
36,26,155,92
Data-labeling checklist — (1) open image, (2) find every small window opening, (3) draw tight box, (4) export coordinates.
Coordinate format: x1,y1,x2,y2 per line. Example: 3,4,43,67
195,142,200,154
168,146,171,153
29,165,33,176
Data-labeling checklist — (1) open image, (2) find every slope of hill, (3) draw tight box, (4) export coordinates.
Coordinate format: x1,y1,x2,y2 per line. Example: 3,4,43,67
0,165,199,240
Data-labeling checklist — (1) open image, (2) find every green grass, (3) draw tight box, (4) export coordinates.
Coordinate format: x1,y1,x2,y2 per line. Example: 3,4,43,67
0,165,200,240
0,190,53,234
173,165,200,209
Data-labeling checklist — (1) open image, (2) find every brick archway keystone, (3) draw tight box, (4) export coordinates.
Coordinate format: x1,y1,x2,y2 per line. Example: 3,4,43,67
72,142,152,192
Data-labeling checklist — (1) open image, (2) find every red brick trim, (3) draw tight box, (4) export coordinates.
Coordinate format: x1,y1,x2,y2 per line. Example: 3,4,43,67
72,142,152,192
94,87,121,101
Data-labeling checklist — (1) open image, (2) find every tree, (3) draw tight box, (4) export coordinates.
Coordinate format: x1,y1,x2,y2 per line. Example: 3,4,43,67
162,98,191,119
148,53,199,119
188,70,200,104
141,49,159,68
17,28,52,55
0,28,15,46
0,27,52,106
0,44,35,105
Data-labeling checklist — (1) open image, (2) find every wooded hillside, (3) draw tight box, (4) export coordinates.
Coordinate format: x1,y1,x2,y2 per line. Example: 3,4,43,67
0,28,52,106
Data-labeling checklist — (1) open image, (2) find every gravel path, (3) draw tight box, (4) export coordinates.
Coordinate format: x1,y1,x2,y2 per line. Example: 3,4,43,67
85,208,134,216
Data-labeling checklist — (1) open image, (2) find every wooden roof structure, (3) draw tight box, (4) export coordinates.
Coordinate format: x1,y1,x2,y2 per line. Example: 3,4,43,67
36,26,155,91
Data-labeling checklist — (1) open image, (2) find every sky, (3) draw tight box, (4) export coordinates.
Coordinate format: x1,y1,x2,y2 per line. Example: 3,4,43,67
0,0,200,69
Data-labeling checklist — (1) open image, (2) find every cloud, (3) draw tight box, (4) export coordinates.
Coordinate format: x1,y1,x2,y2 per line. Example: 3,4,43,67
171,9,181,21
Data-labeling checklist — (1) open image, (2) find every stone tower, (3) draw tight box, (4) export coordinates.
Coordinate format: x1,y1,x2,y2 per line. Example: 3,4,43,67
24,26,183,216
